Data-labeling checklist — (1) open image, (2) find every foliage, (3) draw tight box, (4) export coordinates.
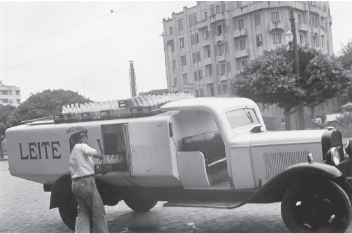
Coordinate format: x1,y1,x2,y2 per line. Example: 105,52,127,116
14,89,91,122
0,104,17,137
337,39,352,70
231,45,350,129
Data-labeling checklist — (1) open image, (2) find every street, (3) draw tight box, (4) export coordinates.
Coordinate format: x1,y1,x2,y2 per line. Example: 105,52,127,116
1,159,352,233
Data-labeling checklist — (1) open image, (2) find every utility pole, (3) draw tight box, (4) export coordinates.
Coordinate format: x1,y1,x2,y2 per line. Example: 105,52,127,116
290,7,305,130
129,61,137,97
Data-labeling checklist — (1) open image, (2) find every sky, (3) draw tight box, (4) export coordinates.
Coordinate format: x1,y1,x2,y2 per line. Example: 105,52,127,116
0,1,352,103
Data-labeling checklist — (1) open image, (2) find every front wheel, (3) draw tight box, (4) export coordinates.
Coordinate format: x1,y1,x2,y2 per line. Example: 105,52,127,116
281,179,351,233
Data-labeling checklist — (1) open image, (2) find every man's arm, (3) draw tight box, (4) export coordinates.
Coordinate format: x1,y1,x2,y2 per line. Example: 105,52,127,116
92,151,104,159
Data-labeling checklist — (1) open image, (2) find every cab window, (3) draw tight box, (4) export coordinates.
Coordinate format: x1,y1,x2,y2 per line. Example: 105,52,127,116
225,108,260,129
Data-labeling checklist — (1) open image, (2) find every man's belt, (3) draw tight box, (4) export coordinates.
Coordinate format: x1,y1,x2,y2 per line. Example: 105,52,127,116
73,174,94,180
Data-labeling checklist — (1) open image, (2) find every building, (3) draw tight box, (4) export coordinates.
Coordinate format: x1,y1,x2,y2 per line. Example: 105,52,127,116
162,1,337,130
0,81,21,107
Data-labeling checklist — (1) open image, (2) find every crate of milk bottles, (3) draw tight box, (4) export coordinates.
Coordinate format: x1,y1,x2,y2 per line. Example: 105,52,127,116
95,154,127,173
55,93,195,123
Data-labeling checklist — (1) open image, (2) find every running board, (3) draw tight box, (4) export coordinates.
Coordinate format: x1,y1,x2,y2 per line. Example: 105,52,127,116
163,200,244,209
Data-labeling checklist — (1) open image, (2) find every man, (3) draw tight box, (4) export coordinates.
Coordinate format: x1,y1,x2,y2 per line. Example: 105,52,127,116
69,131,108,233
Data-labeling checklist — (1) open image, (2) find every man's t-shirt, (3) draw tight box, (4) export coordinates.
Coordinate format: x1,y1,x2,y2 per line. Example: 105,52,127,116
70,143,97,179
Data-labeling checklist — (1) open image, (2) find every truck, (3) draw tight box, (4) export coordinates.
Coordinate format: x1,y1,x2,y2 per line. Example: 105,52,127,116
6,96,352,232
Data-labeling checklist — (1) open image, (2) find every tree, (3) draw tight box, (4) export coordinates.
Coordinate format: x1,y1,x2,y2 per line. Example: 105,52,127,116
231,45,350,130
14,89,91,123
337,39,352,70
0,104,17,158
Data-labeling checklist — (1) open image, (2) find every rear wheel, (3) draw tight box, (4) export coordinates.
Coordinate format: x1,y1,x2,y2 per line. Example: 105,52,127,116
124,188,157,212
58,191,77,231
281,180,351,233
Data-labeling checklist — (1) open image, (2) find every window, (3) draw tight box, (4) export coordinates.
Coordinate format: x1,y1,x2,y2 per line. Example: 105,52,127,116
194,71,198,81
240,40,246,50
216,64,220,75
205,47,211,58
218,85,223,95
225,108,260,129
200,88,204,97
181,55,187,66
255,15,261,26
208,65,213,77
220,63,226,75
300,35,304,44
172,59,176,71
256,35,263,46
273,33,281,44
210,5,215,15
195,33,199,43
183,73,188,84
180,38,184,48
217,25,222,36
168,40,175,52
196,51,201,62
192,53,196,63
8,90,12,95
321,35,325,47
271,12,279,21
9,99,13,103
225,42,229,53
223,84,228,94
204,11,208,20
315,33,319,47
170,27,173,35
16,90,20,95
2,90,8,95
241,60,247,69
17,99,20,104
212,26,216,37
178,19,183,31
227,62,231,73
191,34,195,45
218,44,225,55
323,4,327,12
238,19,244,29
216,5,221,14
173,78,177,87
223,23,227,33
189,15,193,27
221,2,225,12
236,1,242,8
193,14,197,25
298,14,302,24
198,70,202,80
209,84,215,96
311,16,317,27
204,30,209,40
1,99,8,103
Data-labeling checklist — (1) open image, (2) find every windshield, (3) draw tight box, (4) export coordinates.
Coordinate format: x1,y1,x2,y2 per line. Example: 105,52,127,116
225,108,260,129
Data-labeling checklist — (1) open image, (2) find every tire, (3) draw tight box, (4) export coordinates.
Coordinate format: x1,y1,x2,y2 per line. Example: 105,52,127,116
281,179,351,233
58,191,77,231
124,188,158,212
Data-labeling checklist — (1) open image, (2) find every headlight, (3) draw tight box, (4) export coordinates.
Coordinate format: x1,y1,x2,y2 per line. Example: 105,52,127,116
329,147,340,166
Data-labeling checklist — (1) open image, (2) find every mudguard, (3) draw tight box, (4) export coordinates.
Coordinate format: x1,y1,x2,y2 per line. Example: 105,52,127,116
243,162,351,204
49,174,122,209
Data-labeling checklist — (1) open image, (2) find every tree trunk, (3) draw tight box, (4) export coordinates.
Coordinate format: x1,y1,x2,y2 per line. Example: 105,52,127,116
284,109,291,130
310,106,315,121
0,139,4,159
297,100,305,130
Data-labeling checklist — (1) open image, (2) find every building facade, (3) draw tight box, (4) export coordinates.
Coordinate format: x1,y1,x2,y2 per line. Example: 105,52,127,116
0,81,21,107
162,1,336,130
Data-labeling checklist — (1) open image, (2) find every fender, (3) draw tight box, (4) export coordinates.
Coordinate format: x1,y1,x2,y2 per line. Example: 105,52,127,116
242,162,351,204
49,174,122,209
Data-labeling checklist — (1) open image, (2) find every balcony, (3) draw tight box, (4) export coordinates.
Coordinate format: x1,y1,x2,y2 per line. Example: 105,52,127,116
203,57,212,65
232,28,248,38
269,20,284,31
202,39,210,47
215,34,224,43
297,23,308,32
234,48,250,58
217,54,226,62
196,20,208,29
210,13,224,24
219,75,228,82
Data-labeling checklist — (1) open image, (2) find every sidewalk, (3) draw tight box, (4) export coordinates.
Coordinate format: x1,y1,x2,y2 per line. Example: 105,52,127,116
0,156,8,161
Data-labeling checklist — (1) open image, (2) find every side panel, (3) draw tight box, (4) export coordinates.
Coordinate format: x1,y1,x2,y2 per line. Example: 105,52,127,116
127,118,182,187
230,147,256,189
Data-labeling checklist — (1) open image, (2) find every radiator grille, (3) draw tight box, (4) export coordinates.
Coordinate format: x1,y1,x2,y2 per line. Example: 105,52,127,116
263,150,310,180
